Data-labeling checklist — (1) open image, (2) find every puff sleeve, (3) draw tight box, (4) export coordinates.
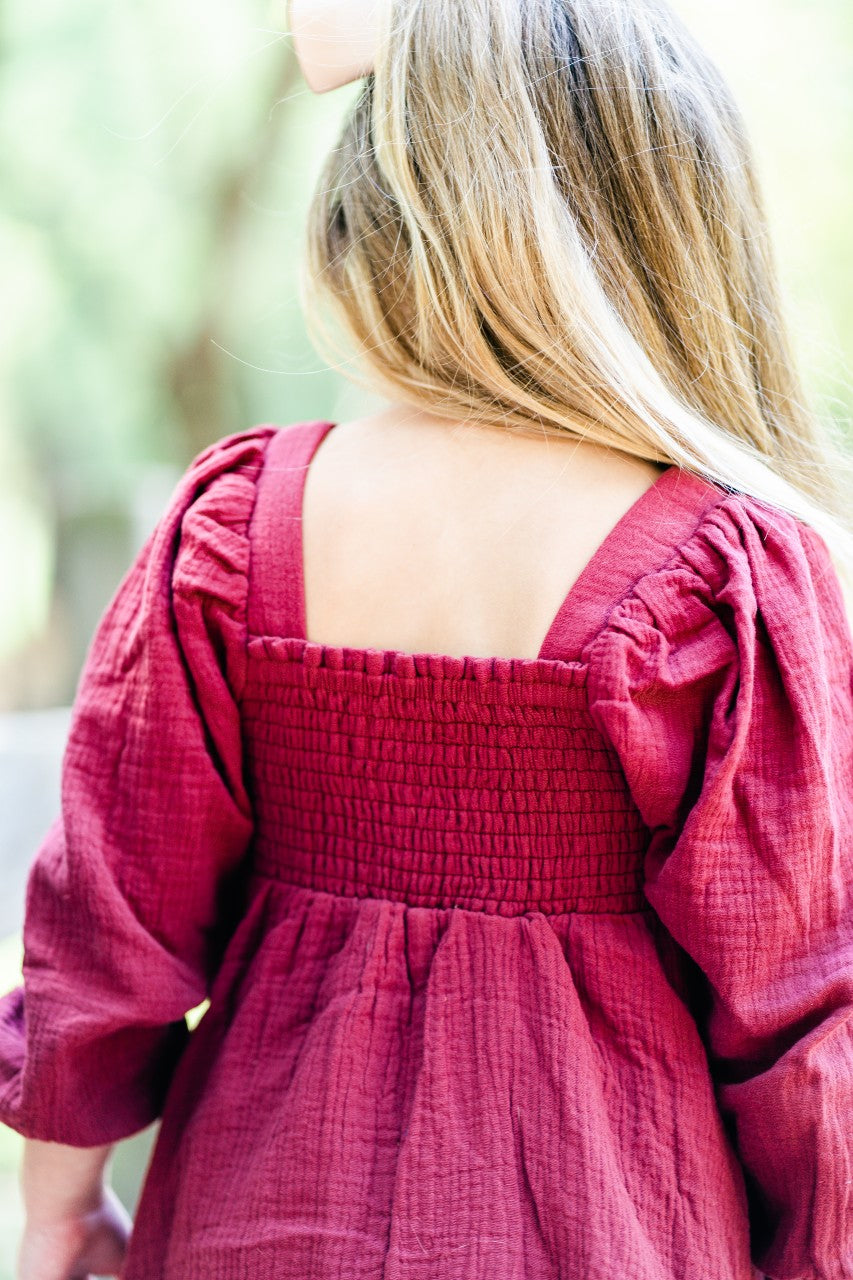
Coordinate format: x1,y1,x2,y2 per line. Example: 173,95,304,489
0,425,276,1147
587,494,853,1280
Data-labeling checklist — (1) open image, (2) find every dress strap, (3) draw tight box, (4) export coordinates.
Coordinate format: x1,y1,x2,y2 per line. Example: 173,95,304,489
246,419,336,639
538,465,726,662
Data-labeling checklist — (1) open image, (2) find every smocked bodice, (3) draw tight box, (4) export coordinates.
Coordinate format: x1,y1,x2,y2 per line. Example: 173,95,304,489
243,638,649,914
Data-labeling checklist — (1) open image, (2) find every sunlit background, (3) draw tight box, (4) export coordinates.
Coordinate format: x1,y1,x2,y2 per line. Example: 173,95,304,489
0,0,850,1268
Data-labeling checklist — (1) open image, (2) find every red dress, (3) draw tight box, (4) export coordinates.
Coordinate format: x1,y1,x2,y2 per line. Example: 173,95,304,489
1,419,852,1280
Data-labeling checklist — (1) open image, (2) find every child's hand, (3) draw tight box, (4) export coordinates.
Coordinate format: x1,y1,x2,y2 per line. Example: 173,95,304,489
16,1184,132,1280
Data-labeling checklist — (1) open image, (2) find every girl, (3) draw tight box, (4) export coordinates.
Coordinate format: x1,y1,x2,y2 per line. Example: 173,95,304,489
4,1,853,1277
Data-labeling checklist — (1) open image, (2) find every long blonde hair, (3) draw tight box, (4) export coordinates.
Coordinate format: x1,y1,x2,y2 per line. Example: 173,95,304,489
302,0,853,620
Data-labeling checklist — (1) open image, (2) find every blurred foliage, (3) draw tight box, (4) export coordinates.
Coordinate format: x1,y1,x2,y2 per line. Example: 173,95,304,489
681,0,853,387
0,0,850,713
0,0,369,708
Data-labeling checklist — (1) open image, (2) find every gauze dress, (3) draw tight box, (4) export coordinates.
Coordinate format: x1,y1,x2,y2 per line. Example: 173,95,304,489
1,418,852,1280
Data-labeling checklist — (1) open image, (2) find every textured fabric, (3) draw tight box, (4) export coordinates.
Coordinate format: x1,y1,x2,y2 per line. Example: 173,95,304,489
1,418,852,1280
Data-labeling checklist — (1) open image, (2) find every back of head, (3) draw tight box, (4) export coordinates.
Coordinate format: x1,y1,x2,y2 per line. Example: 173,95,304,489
303,0,853,612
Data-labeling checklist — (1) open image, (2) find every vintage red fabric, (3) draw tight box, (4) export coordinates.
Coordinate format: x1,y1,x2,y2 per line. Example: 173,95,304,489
1,418,852,1279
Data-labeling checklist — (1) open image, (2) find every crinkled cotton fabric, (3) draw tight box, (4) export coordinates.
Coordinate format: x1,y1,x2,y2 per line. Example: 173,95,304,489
1,418,852,1280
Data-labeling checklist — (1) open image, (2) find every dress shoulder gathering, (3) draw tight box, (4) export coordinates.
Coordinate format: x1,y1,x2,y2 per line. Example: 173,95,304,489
1,419,852,1280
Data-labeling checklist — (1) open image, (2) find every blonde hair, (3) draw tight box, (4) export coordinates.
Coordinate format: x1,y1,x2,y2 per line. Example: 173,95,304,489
302,0,853,620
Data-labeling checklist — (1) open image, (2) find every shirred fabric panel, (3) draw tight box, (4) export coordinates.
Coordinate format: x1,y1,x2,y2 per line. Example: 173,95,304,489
586,497,853,1280
0,427,274,1146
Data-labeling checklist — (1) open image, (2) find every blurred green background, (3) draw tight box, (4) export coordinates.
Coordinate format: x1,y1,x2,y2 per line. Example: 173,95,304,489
0,0,850,1271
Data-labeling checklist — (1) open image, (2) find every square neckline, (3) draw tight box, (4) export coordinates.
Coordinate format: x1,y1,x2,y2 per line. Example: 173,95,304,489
282,420,724,668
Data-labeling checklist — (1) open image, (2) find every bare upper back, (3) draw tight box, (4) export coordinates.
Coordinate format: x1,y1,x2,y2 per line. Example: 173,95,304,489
301,406,668,662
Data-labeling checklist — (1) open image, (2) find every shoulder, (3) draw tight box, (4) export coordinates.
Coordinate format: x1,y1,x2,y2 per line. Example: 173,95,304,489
178,424,280,510
587,482,850,709
142,423,317,696
611,482,829,631
166,421,322,606
583,484,853,834
170,419,332,543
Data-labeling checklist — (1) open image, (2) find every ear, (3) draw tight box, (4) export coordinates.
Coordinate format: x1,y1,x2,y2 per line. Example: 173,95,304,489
289,0,383,94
